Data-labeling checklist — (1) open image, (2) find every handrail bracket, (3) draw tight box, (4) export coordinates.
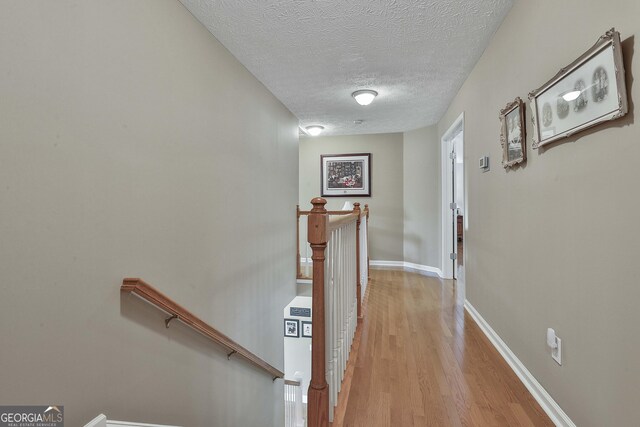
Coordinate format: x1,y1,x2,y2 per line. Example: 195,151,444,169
164,314,179,328
121,278,284,380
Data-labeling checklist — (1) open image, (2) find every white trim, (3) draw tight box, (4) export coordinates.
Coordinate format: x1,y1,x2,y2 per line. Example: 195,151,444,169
369,260,404,268
370,260,443,278
464,300,576,427
108,422,182,427
84,415,107,427
303,258,445,277
440,112,465,280
403,261,443,278
84,415,183,427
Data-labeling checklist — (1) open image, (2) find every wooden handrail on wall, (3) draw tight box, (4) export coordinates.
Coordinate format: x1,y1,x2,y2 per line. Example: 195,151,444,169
121,278,284,380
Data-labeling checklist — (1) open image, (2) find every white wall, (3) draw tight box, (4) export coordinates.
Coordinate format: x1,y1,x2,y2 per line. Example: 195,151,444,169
283,296,313,399
299,130,442,269
0,1,298,426
299,133,404,261
403,126,441,270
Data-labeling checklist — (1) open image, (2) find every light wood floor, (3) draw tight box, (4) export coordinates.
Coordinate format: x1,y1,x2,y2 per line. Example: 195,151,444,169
333,269,553,427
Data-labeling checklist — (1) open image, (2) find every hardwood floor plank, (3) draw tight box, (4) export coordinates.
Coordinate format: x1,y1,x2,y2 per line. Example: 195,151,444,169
332,269,554,427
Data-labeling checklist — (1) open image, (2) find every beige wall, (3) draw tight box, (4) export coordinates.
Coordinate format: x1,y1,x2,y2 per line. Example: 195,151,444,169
403,126,441,268
0,1,298,426
299,133,404,261
438,1,640,425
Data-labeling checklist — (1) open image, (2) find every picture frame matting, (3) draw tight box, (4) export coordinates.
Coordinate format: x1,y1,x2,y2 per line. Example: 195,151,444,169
320,153,371,197
500,97,527,168
529,28,628,148
284,318,299,338
301,321,312,338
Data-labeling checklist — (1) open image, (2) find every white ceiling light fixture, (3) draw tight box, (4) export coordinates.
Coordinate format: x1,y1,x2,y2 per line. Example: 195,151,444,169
562,90,582,102
305,125,325,136
181,0,514,135
352,90,378,106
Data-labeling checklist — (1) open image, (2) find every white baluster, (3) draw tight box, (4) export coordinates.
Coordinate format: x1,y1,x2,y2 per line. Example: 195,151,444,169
318,213,371,423
326,233,334,421
294,374,304,427
305,243,309,278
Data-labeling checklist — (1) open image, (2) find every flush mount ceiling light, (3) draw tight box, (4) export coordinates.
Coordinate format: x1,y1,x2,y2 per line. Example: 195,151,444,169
352,90,378,106
305,125,324,136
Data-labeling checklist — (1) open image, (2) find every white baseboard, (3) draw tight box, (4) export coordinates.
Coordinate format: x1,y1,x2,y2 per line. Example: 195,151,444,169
302,258,443,278
84,414,183,427
403,261,443,278
370,260,443,278
369,260,404,268
464,300,576,427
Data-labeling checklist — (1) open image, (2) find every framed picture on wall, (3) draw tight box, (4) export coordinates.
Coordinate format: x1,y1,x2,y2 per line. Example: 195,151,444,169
321,153,371,197
500,97,526,168
284,319,299,338
301,321,312,338
529,28,628,148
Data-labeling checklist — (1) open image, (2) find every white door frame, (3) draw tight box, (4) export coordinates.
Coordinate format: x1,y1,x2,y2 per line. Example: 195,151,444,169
440,113,465,280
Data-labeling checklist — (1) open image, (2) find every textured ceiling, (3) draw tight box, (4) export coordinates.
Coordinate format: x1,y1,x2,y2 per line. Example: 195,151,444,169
179,0,514,136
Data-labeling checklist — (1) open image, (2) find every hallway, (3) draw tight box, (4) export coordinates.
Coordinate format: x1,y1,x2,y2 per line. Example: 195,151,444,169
334,270,553,427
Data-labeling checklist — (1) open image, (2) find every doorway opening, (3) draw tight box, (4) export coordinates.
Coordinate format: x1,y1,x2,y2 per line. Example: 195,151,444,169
441,113,465,294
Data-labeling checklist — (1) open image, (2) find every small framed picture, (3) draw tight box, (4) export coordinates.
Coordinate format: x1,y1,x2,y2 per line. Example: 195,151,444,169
500,97,526,168
321,153,371,197
284,319,299,338
301,321,312,338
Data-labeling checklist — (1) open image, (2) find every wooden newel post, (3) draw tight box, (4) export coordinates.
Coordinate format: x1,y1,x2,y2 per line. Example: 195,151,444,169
354,203,362,321
365,204,370,278
307,197,329,427
296,205,301,279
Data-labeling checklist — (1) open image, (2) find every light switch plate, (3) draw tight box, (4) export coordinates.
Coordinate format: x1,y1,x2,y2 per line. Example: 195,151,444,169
479,156,490,172
552,337,562,365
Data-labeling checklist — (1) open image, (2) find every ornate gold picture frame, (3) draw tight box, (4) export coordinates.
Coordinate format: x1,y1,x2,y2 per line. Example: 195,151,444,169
529,28,628,148
500,97,526,168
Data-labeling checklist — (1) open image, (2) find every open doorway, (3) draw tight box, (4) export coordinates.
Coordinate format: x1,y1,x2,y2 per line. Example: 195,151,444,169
441,113,465,294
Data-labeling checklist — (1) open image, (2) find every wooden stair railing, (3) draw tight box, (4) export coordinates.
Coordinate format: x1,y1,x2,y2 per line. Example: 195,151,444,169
361,204,370,309
307,198,330,427
284,378,305,427
121,278,284,380
297,205,366,280
306,198,371,427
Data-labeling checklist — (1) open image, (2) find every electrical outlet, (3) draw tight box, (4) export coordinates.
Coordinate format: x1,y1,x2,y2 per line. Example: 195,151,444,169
552,337,562,365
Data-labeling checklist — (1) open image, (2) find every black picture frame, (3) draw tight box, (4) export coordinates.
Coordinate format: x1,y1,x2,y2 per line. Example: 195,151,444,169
301,321,312,338
320,153,371,197
284,319,299,338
